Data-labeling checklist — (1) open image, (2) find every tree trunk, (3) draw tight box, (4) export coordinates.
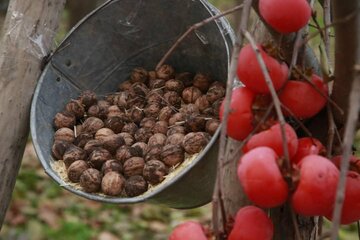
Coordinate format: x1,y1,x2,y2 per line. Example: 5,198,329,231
0,0,65,228
331,0,360,126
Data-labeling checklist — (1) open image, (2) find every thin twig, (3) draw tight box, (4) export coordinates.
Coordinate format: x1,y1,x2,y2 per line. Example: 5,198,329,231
323,0,332,66
212,1,253,238
156,4,244,70
288,0,315,75
242,30,291,170
303,7,360,46
326,104,336,158
330,65,360,239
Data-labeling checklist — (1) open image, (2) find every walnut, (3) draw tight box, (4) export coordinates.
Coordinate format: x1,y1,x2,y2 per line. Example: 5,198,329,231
168,113,184,126
125,175,148,197
131,82,149,97
54,111,76,129
131,142,148,157
182,87,202,104
123,157,145,177
210,81,225,89
134,128,152,143
63,145,87,167
206,84,225,104
163,91,181,108
112,92,130,109
184,114,206,132
153,121,168,135
144,103,161,118
122,122,138,135
156,64,174,80
144,144,163,162
148,133,167,147
118,132,135,146
128,107,144,124
127,95,146,109
80,168,102,193
193,73,211,93
84,139,103,155
158,106,174,122
89,148,112,169
101,159,123,175
87,100,110,120
130,67,148,83
143,160,168,185
175,72,193,87
67,160,89,183
140,117,156,129
82,117,104,134
104,116,124,133
182,132,210,154
54,127,75,143
165,79,184,93
51,141,72,160
107,105,123,118
167,125,186,136
146,89,164,105
149,79,165,89
202,107,214,116
65,99,85,119
74,125,83,136
161,144,185,167
118,80,133,91
80,90,97,109
101,172,125,196
206,119,220,135
166,133,185,145
102,134,125,154
95,128,114,141
195,95,210,112
148,71,157,81
116,145,141,163
212,98,223,117
180,104,200,115
74,133,93,148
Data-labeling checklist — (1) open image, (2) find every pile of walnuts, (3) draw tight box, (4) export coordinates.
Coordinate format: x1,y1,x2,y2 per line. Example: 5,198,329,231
51,65,224,197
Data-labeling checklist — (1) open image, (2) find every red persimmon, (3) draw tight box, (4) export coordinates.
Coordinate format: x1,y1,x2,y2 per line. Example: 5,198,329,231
279,74,328,119
219,87,255,141
291,155,339,216
325,171,360,225
238,147,289,208
169,221,207,240
243,123,298,159
228,206,274,240
237,44,288,94
292,137,325,164
259,0,311,33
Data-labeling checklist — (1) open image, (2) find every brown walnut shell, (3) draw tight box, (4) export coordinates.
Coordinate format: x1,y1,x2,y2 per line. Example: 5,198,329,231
63,145,87,168
125,175,148,197
130,67,148,83
54,127,75,143
80,90,97,109
156,64,174,80
65,99,85,119
80,168,102,193
182,132,210,154
143,160,168,185
123,157,145,177
89,148,112,169
54,111,76,129
161,144,185,167
82,117,104,134
67,160,89,183
101,172,125,196
101,159,123,175
182,86,202,104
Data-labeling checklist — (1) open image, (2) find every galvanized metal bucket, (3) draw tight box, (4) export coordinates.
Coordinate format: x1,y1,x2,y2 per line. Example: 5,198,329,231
30,0,234,209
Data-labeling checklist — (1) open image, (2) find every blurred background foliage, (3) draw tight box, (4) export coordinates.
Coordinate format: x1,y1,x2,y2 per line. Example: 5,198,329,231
0,0,357,239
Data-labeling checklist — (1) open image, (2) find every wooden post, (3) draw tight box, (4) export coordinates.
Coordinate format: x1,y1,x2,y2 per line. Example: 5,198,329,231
0,0,65,228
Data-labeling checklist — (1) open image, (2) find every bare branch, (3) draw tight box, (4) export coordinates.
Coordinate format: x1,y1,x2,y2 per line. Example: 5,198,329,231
212,0,253,238
242,30,291,170
330,64,360,239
